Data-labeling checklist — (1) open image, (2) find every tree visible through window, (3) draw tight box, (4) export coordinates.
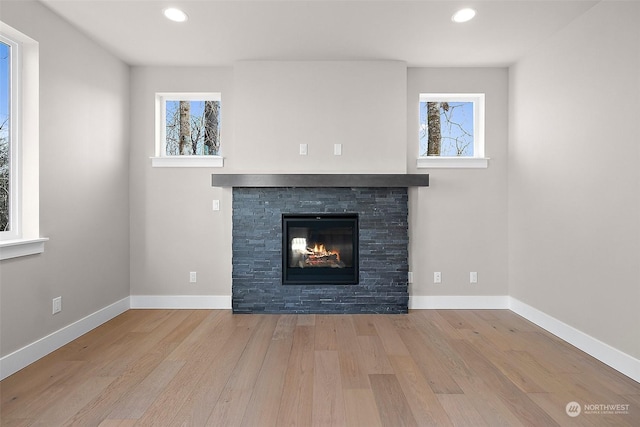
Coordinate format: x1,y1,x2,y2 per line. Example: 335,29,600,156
419,93,484,159
420,101,474,156
0,40,10,232
165,99,220,156
420,101,473,157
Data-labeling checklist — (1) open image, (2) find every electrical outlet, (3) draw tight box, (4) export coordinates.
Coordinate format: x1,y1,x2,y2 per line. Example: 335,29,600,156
189,272,197,283
434,272,442,284
470,272,478,283
334,143,342,156
299,144,308,155
52,296,62,314
408,271,413,283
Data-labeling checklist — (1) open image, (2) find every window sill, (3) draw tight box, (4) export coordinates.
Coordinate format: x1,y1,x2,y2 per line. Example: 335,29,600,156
0,238,49,261
151,156,224,168
417,157,489,169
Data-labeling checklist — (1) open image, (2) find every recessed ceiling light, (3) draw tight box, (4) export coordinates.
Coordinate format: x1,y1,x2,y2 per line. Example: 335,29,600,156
452,8,476,23
163,7,188,23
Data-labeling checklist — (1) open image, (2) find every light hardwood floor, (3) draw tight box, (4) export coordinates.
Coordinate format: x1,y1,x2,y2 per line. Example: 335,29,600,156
1,309,639,426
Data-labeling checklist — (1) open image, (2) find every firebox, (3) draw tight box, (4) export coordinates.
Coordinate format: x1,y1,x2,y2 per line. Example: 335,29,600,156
282,214,359,285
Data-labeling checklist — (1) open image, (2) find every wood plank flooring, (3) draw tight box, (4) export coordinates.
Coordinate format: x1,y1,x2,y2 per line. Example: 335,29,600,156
2,309,639,426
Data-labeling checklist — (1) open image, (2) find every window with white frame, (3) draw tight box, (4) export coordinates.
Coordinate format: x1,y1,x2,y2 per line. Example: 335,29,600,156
0,22,46,260
418,93,487,168
153,92,223,167
0,36,15,238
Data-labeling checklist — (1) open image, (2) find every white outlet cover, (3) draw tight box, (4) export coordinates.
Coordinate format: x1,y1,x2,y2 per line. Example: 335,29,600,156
212,200,220,211
299,144,308,155
52,297,62,314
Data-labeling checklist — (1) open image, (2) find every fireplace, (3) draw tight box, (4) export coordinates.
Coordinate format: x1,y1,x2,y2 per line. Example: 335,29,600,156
218,174,428,313
230,187,412,314
282,214,359,285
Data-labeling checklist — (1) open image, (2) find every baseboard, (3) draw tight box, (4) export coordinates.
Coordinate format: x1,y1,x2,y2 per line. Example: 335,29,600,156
509,297,640,383
129,295,232,309
4,294,637,384
0,296,130,380
409,295,510,309
408,295,639,382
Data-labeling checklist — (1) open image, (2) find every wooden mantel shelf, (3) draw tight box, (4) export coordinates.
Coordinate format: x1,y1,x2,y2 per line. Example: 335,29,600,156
211,174,429,188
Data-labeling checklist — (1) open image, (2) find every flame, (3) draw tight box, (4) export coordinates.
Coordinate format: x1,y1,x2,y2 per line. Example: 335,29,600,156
309,243,340,261
292,238,342,263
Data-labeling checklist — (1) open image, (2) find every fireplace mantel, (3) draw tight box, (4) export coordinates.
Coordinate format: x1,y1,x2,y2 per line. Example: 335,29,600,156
211,174,429,188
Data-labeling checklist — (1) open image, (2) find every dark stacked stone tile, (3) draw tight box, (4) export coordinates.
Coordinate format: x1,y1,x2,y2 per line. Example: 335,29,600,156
232,187,408,314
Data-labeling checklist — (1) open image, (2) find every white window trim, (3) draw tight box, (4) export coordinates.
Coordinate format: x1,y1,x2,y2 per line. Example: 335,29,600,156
417,93,488,169
0,237,47,260
0,21,46,260
417,156,489,169
151,92,224,168
151,156,224,168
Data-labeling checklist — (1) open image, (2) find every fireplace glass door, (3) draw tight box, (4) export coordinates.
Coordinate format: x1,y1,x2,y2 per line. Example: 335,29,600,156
282,214,359,285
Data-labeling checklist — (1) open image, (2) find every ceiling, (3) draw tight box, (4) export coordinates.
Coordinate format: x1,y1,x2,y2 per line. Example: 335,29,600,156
38,0,599,67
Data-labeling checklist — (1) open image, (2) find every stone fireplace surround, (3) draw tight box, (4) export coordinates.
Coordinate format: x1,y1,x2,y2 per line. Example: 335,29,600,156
214,174,429,314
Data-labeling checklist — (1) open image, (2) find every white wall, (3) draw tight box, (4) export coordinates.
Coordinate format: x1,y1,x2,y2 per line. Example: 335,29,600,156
130,62,409,298
408,68,509,299
129,64,509,302
509,1,640,359
0,1,130,356
129,67,234,297
233,61,407,173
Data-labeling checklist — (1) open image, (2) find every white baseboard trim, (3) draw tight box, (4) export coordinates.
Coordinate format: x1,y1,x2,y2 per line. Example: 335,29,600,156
408,294,639,382
409,295,510,310
4,294,638,384
509,297,640,383
0,296,130,381
129,295,232,309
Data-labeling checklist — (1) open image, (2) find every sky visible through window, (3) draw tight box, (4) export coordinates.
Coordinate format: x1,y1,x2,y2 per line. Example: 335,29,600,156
166,100,205,119
0,41,8,133
0,41,10,232
419,101,474,157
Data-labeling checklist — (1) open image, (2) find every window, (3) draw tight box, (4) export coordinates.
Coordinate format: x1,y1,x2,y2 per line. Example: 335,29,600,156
152,92,223,167
0,36,14,238
417,93,487,168
0,22,46,260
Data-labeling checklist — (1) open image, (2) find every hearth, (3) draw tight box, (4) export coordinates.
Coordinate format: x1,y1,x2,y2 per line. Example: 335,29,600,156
282,214,359,285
